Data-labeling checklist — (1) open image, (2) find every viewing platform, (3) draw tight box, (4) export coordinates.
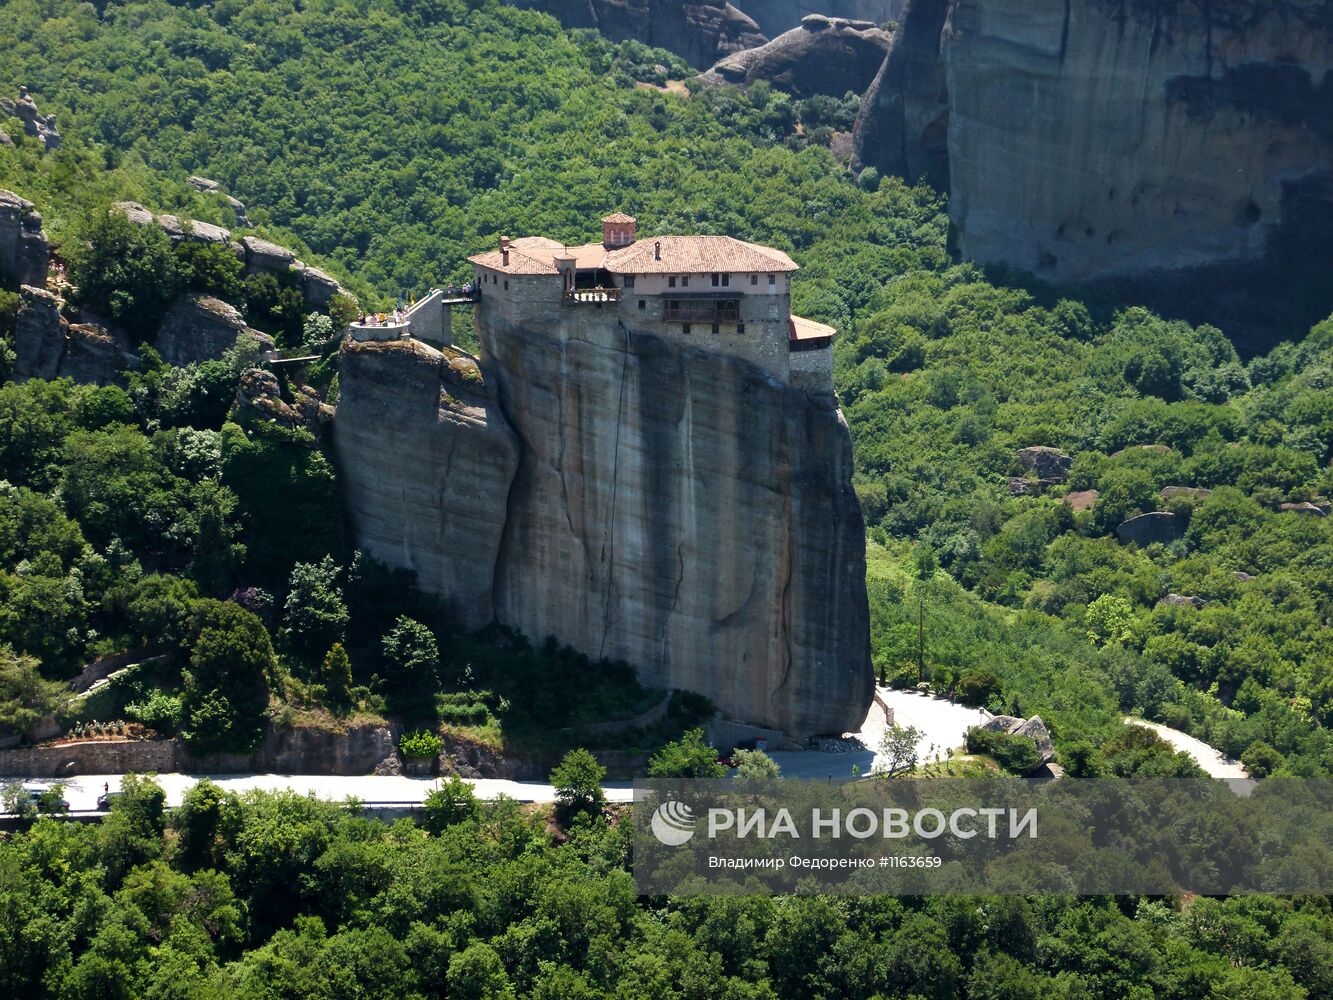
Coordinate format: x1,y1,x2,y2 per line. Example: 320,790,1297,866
349,317,410,342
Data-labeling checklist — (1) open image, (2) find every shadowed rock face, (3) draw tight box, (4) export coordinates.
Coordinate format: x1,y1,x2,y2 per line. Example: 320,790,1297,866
854,0,1333,351
738,0,903,38
335,318,874,736
702,16,892,98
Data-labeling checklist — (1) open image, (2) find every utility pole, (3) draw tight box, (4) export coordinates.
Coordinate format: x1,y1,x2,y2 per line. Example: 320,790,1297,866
917,598,925,684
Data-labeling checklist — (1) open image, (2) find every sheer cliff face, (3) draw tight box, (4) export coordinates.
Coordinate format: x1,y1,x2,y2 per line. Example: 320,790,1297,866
335,320,873,736
856,0,1333,349
334,339,520,630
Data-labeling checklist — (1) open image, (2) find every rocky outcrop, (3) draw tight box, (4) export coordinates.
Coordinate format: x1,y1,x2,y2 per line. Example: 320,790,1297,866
16,284,277,385
503,0,767,68
1016,445,1071,482
853,0,1333,350
0,86,61,150
112,202,350,309
156,294,272,368
233,368,332,432
335,319,873,737
852,0,951,184
0,189,49,288
1161,593,1207,608
1063,489,1099,512
701,15,893,98
979,713,1055,770
14,286,138,384
1116,510,1183,546
738,0,903,38
188,175,251,226
335,339,521,629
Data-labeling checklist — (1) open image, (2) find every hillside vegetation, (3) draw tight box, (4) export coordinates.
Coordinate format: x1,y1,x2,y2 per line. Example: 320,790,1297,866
0,0,1332,997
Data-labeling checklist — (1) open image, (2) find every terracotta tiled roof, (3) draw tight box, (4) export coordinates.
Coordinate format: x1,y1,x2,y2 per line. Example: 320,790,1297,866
606,236,798,275
602,212,636,223
467,244,561,274
790,315,836,341
469,234,800,276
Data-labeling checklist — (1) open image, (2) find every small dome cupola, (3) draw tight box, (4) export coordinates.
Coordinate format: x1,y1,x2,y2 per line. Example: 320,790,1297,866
602,212,637,249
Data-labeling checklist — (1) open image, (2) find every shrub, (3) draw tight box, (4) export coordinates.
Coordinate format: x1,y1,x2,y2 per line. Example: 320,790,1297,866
124,689,184,734
1241,741,1283,778
437,701,488,725
550,747,606,822
965,726,1041,774
423,776,477,832
958,670,1002,707
400,729,443,759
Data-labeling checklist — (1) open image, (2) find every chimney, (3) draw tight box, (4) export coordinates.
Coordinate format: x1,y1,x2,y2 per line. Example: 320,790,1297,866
602,213,637,249
653,240,661,261
499,235,510,267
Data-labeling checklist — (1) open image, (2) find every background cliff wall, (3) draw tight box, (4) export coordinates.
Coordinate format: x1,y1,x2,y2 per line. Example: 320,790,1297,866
335,322,874,736
855,0,1333,351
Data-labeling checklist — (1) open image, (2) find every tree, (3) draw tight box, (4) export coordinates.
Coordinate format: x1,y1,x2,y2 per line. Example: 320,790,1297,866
1085,594,1134,646
550,748,606,822
646,728,725,779
172,779,231,871
181,599,274,752
1241,741,1283,778
319,643,354,711
423,776,477,833
380,616,439,697
732,748,781,788
874,724,923,777
67,209,180,338
0,646,63,741
448,942,513,1000
284,556,349,661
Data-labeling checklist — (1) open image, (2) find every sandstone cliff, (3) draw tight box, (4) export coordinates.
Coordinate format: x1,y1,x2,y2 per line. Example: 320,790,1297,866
702,15,893,98
335,322,873,736
854,0,1333,349
0,189,49,288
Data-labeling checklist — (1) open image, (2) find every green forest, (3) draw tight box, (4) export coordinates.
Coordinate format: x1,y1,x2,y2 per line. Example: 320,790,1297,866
0,0,1331,995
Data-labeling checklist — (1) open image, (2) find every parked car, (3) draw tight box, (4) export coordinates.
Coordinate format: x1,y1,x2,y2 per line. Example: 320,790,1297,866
20,783,69,813
96,790,122,811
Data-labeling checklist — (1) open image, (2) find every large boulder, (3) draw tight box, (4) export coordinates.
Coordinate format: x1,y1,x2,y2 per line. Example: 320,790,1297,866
503,0,767,68
154,294,274,368
979,713,1055,770
1115,511,1183,547
1016,445,1072,482
701,16,892,98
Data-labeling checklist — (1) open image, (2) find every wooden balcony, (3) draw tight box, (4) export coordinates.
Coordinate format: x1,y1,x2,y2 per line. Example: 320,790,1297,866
662,297,740,323
564,286,622,304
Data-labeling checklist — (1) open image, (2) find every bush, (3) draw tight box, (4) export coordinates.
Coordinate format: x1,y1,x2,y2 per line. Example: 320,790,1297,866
124,689,184,734
400,729,443,759
958,670,1002,707
550,747,606,822
67,209,180,339
1241,740,1284,778
423,776,477,833
437,701,488,725
965,726,1041,774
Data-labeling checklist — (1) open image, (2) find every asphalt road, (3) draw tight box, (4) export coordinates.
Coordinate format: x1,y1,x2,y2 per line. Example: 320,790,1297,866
12,690,988,808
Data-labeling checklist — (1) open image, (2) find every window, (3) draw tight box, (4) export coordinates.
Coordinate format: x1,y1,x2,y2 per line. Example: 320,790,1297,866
721,274,730,287
683,324,691,335
737,323,746,334
711,272,720,287
681,276,689,287
768,274,775,286
638,299,645,310
669,276,677,288
624,275,635,288
503,280,508,290
750,274,758,286
711,323,720,335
